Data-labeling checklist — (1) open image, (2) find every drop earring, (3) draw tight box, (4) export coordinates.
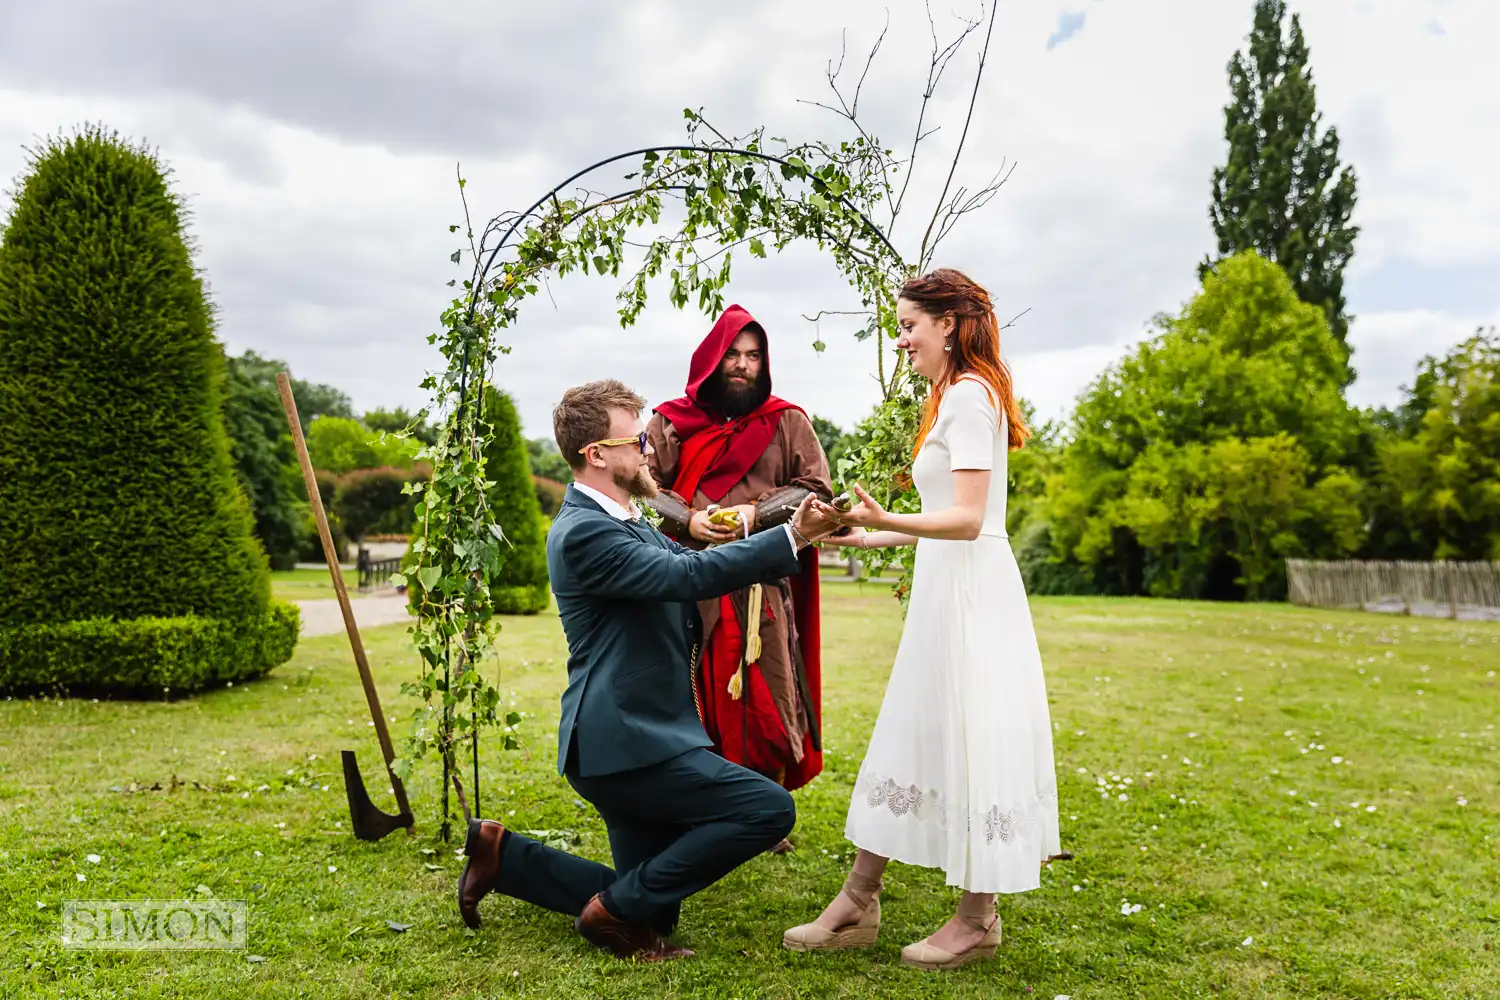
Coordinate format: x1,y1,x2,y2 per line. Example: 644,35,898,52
943,339,953,353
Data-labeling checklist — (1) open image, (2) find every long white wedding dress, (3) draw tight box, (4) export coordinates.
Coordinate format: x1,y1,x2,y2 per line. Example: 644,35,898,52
845,377,1060,893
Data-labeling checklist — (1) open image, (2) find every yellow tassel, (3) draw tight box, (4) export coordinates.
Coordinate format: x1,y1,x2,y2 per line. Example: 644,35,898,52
730,583,764,701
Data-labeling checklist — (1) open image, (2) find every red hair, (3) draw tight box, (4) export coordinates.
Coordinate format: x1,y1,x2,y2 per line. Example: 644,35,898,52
900,268,1030,455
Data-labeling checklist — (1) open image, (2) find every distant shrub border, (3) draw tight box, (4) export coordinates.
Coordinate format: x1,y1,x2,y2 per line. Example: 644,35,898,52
532,475,567,518
0,603,300,697
333,464,431,542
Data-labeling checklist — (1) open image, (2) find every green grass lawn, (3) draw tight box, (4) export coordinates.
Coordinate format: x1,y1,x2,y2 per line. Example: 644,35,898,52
2,591,1496,998
270,567,354,603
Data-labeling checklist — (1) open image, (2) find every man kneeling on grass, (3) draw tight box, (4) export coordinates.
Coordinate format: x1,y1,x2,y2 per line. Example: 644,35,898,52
456,379,838,961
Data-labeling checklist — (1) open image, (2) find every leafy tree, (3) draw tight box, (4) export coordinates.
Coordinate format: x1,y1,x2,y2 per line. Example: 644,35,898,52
1046,251,1364,599
306,416,377,473
285,378,353,429
810,414,845,467
525,436,573,484
220,349,373,564
223,350,308,569
228,349,352,430
0,127,296,692
1366,329,1500,561
306,415,420,475
1106,434,1362,599
365,407,440,447
1005,403,1094,595
1207,0,1359,350
1006,400,1057,536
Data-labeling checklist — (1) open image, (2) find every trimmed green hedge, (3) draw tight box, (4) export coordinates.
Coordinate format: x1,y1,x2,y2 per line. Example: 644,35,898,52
333,464,430,541
0,602,300,696
0,127,299,691
299,469,350,563
482,387,550,614
404,388,550,615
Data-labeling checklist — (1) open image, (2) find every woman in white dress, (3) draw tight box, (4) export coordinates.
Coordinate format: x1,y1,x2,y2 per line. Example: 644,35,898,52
783,268,1060,971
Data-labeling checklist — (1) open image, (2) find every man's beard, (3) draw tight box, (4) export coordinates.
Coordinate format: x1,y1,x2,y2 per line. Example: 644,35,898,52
615,464,659,500
702,370,771,420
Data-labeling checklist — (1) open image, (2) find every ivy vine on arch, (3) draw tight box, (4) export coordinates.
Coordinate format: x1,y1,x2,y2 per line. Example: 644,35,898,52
392,3,1005,840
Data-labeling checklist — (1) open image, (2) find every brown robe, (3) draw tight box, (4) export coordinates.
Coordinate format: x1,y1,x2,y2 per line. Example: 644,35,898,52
646,409,833,763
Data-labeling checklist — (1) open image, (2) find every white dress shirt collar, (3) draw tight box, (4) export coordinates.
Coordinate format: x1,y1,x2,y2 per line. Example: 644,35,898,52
572,482,640,522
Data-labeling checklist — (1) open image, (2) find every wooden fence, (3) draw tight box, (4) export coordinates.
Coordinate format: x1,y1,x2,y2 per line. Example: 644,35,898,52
1286,559,1500,618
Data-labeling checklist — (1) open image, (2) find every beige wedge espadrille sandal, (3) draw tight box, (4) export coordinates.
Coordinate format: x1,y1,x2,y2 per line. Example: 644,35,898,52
900,895,1001,971
781,871,882,951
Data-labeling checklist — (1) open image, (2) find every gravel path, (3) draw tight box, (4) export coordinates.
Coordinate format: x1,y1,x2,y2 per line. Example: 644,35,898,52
295,594,413,637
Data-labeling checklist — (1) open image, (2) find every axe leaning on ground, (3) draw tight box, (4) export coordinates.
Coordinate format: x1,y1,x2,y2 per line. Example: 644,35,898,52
276,372,414,841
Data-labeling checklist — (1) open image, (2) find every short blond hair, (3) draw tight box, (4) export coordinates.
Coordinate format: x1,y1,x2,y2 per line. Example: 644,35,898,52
553,379,647,470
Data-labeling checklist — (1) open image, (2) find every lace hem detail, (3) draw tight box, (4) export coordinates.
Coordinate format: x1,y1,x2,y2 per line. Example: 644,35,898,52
855,772,1058,845
863,777,938,820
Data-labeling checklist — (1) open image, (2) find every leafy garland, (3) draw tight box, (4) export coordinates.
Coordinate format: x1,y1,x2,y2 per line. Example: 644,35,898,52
389,112,931,836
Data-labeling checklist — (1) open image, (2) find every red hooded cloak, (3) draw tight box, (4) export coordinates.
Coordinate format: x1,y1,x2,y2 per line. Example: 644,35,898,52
651,305,825,792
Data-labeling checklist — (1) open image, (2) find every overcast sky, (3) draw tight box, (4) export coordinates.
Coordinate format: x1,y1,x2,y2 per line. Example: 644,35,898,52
1,0,1495,439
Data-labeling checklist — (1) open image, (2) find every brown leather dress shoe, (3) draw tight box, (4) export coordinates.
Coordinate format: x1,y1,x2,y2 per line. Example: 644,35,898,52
575,893,695,961
457,818,505,929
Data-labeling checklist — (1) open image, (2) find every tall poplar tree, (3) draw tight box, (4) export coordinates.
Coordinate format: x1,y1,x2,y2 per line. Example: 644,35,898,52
1207,0,1359,351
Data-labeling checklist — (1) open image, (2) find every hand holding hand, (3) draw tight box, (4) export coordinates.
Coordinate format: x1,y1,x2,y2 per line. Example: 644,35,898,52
812,483,885,530
790,493,840,547
819,527,867,549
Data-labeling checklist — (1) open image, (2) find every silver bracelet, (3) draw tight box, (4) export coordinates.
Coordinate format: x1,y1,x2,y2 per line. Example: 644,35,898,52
788,523,811,549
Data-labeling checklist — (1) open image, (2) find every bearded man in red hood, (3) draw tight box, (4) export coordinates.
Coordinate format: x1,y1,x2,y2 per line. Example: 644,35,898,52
645,305,832,853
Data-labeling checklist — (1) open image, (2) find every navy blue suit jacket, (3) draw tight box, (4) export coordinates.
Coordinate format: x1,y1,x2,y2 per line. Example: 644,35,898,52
546,485,803,777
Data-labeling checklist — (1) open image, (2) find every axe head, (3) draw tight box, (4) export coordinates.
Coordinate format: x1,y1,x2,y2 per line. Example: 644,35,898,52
342,749,415,841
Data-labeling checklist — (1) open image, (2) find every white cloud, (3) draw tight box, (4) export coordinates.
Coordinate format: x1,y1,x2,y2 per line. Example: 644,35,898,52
1296,0,1500,265
1345,308,1500,411
0,0,1494,437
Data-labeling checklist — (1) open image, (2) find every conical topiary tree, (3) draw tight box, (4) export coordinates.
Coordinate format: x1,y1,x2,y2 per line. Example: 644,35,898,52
0,126,298,694
404,386,549,616
480,386,550,614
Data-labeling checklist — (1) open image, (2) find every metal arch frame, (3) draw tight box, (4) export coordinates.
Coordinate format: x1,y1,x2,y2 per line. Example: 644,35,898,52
464,144,904,315
435,143,902,838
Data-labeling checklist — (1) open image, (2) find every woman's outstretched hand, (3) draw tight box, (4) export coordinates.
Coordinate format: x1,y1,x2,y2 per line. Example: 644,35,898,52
813,483,886,530
819,528,866,548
